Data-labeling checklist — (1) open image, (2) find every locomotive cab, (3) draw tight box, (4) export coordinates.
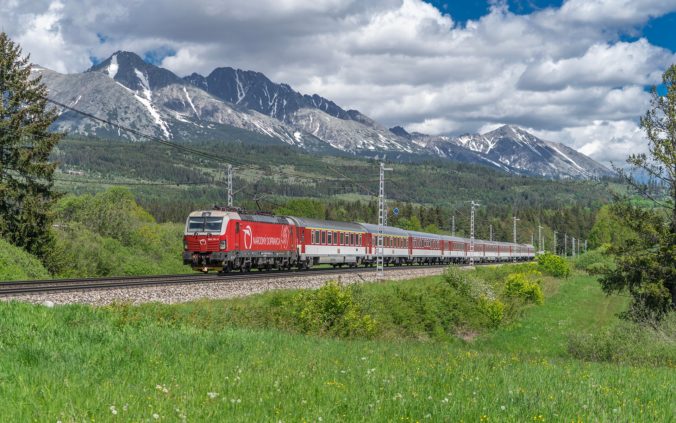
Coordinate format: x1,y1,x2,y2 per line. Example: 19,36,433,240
182,210,231,272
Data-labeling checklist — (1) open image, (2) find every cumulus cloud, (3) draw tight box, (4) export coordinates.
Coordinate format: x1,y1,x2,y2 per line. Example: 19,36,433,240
1,0,675,166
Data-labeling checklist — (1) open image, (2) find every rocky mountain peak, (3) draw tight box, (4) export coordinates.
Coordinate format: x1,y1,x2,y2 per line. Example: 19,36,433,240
389,126,412,139
88,51,184,91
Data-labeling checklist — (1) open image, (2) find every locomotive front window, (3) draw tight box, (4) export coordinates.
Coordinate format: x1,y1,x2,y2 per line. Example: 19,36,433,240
188,217,224,233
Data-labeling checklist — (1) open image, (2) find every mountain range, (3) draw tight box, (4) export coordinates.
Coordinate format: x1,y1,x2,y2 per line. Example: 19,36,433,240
35,51,613,179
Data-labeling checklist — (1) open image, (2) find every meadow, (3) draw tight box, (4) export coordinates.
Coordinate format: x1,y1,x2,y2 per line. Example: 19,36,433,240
1,263,674,421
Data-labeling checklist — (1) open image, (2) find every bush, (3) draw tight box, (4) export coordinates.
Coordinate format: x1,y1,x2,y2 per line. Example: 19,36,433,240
503,272,544,305
573,246,615,274
291,282,377,338
0,238,51,281
537,252,570,277
567,313,676,366
45,188,189,278
443,266,496,300
478,296,505,327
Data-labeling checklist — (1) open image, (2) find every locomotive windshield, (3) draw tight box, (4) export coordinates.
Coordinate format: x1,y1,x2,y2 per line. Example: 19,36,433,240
187,216,224,233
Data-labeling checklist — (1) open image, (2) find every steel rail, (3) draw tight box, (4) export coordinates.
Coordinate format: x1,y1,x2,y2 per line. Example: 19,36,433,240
0,264,458,296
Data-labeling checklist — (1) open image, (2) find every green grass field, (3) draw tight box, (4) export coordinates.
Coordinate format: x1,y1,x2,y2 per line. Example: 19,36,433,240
0,270,673,422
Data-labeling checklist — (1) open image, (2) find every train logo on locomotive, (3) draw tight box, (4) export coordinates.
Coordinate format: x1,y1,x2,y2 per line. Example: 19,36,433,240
280,225,290,247
243,225,253,249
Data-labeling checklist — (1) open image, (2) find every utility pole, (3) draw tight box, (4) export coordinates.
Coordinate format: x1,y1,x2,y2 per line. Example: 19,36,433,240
227,164,233,208
469,201,480,266
489,224,493,242
452,215,455,237
383,197,387,227
377,162,392,279
513,216,520,263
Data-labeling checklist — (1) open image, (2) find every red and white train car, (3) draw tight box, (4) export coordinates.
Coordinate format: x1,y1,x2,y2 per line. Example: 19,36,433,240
183,207,535,273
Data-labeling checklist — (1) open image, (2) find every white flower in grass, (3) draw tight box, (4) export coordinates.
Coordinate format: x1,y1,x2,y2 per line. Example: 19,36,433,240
207,392,219,399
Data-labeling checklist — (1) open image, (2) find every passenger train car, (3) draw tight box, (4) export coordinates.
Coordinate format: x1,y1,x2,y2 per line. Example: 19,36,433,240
183,207,535,272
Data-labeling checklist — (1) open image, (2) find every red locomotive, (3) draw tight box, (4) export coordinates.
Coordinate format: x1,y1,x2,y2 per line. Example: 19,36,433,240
183,207,535,273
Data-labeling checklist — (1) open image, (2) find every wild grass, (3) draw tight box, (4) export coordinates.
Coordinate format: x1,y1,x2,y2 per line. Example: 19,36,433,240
0,266,674,421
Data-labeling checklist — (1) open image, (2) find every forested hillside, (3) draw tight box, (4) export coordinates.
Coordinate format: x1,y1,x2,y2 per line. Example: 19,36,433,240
52,136,616,245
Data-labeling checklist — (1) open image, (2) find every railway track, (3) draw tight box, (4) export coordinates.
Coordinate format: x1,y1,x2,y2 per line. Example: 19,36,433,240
0,264,453,297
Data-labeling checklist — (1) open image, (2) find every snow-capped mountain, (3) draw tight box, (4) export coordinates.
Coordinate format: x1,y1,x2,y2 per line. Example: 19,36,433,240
411,125,613,178
37,51,613,179
184,67,352,122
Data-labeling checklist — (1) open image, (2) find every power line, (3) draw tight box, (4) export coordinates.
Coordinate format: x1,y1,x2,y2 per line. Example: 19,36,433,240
47,98,376,189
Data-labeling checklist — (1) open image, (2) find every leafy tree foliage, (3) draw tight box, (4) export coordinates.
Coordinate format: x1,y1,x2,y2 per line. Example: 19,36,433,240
588,205,635,247
599,64,676,320
0,33,62,259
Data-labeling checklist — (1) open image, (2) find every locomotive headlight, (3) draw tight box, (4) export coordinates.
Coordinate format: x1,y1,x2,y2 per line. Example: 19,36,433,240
219,240,227,250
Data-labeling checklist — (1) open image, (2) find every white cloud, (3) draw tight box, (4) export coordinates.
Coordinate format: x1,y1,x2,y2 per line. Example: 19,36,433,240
1,0,675,165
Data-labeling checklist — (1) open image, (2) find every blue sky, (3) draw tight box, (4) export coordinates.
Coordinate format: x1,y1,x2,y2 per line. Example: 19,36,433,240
425,0,675,51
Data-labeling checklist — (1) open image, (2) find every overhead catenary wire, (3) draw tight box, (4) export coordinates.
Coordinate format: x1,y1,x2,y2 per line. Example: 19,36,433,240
46,98,371,187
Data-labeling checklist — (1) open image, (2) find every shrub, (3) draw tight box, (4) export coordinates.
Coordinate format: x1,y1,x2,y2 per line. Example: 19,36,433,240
567,313,676,366
478,296,504,327
0,238,51,281
443,266,496,300
291,282,377,338
537,252,570,277
573,246,615,274
503,272,544,305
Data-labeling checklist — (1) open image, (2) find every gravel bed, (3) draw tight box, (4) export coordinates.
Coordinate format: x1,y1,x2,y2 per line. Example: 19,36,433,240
3,267,447,307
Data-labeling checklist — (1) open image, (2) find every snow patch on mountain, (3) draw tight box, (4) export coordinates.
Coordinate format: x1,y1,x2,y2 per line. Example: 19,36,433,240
182,86,199,118
132,68,171,138
107,54,119,79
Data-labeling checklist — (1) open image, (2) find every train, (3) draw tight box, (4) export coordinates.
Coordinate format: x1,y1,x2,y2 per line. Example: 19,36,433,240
182,206,535,273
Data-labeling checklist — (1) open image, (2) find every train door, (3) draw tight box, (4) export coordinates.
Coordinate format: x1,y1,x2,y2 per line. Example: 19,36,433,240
233,221,241,251
297,226,304,254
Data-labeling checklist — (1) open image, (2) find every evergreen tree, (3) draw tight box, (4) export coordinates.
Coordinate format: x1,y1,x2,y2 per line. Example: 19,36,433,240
599,64,676,321
0,33,62,259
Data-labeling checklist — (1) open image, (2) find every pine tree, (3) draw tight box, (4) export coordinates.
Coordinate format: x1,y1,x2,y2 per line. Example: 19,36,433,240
599,64,676,321
0,32,62,259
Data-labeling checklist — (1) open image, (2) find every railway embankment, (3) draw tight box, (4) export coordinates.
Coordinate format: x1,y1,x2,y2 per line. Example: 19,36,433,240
2,266,446,306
